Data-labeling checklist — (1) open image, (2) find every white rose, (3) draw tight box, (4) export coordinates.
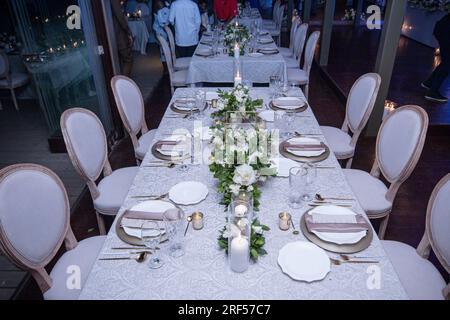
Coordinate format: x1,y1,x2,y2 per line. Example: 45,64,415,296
233,164,257,186
217,99,225,110
247,185,254,192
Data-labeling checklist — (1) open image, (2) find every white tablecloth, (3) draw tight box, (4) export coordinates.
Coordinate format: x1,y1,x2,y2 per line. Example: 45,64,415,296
128,20,150,55
79,87,408,300
187,37,287,85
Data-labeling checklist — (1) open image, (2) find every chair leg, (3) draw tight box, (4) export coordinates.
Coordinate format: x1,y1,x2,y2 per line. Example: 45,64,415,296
378,214,390,240
345,157,354,169
96,212,107,235
10,87,19,111
304,84,309,99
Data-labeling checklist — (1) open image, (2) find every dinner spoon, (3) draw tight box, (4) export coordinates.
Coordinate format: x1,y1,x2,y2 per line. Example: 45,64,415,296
100,252,147,263
315,194,355,202
184,215,193,236
290,218,300,235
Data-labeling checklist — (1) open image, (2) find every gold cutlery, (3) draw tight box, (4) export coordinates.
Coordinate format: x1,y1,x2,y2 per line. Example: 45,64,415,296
315,166,336,169
330,258,379,265
144,163,177,169
184,215,193,236
309,203,353,208
100,252,147,263
130,192,168,200
295,131,322,137
290,218,300,235
340,254,381,261
315,194,355,202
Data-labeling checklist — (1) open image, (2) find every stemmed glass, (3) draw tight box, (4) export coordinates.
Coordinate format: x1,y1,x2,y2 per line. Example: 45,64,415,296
141,221,163,269
186,92,197,121
163,209,186,258
195,90,207,118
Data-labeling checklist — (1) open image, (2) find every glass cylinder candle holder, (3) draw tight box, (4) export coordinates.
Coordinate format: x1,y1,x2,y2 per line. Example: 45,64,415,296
228,199,253,273
234,58,243,87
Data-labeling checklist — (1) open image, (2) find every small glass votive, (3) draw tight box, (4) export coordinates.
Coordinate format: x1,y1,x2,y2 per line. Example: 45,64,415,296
279,212,291,231
192,212,204,230
211,99,218,109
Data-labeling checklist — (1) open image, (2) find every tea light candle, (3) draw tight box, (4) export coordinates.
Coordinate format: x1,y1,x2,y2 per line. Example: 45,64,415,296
234,204,247,217
279,212,291,231
230,236,249,273
192,212,204,230
138,10,142,17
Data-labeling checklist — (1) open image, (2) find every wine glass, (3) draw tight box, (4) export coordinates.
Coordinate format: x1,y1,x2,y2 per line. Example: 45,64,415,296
195,90,207,118
163,209,186,258
186,92,196,121
141,221,163,269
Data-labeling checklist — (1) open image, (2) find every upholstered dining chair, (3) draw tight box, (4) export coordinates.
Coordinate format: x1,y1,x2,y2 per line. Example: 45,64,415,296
321,73,381,169
262,0,281,29
279,16,302,58
0,50,29,111
343,105,429,239
0,163,106,300
111,75,157,164
268,5,285,46
61,108,139,235
286,31,320,98
284,23,309,69
382,173,450,300
157,35,188,95
164,26,191,71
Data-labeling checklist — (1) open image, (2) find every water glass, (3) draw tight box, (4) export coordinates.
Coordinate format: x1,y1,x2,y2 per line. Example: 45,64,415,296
186,92,196,121
270,75,281,99
282,111,296,139
163,209,186,258
288,165,317,208
195,90,206,117
141,221,163,269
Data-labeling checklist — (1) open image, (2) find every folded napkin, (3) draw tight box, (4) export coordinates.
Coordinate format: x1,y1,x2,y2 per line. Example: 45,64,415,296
257,48,279,54
258,38,273,44
154,139,186,157
272,98,305,110
305,213,369,233
281,137,326,157
121,208,182,229
173,99,198,111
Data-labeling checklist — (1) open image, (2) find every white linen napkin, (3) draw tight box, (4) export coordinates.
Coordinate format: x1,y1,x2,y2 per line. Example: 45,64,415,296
285,137,326,157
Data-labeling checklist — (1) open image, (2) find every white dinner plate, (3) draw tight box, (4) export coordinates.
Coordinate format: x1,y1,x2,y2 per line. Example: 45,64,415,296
285,137,326,157
122,200,174,238
307,206,367,245
169,181,209,205
271,157,299,177
278,242,330,282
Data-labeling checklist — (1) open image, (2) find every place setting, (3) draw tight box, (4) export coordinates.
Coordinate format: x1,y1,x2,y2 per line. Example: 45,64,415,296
279,135,331,163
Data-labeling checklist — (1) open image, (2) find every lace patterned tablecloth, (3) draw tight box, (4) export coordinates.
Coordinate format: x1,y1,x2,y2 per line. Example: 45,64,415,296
79,88,408,300
186,37,287,85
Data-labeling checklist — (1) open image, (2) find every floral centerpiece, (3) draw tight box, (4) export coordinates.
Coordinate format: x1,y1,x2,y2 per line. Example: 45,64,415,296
218,219,270,262
208,85,275,266
223,22,251,56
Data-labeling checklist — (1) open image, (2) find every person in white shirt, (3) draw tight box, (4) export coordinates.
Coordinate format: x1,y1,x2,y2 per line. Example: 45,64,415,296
169,0,201,57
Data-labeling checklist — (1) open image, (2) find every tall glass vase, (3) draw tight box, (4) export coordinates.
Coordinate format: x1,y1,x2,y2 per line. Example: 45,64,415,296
228,199,253,273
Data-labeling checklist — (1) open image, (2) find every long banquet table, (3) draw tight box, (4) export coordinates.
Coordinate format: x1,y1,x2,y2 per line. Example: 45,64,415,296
79,87,408,300
186,35,287,86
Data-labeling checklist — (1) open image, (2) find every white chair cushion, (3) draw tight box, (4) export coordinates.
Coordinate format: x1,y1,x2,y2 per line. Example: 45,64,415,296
94,167,138,215
172,69,188,86
343,169,392,216
279,47,293,57
136,129,157,160
321,126,355,159
175,57,191,71
0,73,29,89
382,240,446,300
287,68,308,84
285,56,300,69
44,235,106,300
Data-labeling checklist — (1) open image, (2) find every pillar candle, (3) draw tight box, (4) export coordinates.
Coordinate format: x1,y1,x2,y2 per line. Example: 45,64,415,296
230,236,249,273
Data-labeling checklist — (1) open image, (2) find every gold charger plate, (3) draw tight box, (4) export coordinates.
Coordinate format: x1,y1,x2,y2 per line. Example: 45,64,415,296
115,208,173,246
299,210,373,254
279,140,330,163
269,100,308,113
170,102,200,115
151,141,187,162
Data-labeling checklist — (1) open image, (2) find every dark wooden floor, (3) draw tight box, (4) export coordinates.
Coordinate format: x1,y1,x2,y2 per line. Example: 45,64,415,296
322,26,450,125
